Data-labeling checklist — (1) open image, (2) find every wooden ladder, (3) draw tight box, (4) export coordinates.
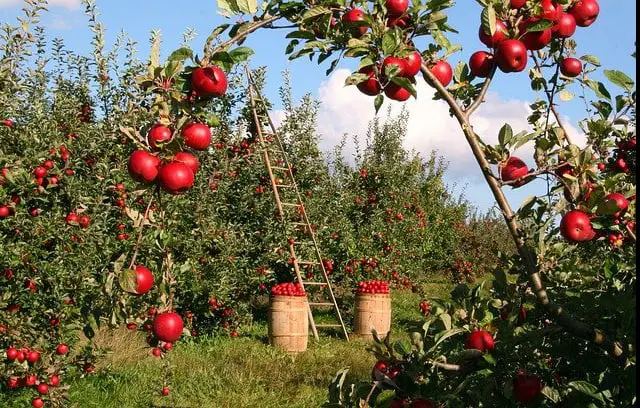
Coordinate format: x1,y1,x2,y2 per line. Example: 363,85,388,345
246,68,349,341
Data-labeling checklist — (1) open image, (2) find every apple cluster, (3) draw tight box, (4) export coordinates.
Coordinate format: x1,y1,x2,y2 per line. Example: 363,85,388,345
469,0,599,77
372,361,435,407
127,66,228,195
355,279,390,295
418,300,430,316
271,282,306,297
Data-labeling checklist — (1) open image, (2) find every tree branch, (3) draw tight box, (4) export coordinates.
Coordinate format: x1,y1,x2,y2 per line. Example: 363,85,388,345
465,65,497,117
419,63,626,362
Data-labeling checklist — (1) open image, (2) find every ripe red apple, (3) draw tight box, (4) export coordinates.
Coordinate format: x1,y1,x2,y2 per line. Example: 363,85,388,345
371,360,388,379
509,0,526,8
560,210,596,242
153,312,184,342
519,18,553,50
383,56,408,78
173,151,200,175
161,387,170,396
387,14,411,28
158,162,195,195
0,206,9,218
6,347,19,361
56,344,69,355
540,0,562,22
513,372,543,403
147,124,172,150
49,374,60,387
25,374,37,386
32,398,44,408
429,60,453,87
128,150,161,184
191,66,228,98
384,81,412,101
36,383,49,395
134,265,154,295
342,8,369,38
403,51,422,77
479,20,508,48
385,0,408,15
356,66,382,96
569,0,599,27
602,193,629,217
7,377,20,389
553,12,577,38
495,39,528,73
2,118,13,127
500,157,529,183
390,399,408,408
181,123,211,150
560,58,582,77
78,215,90,228
469,51,494,77
34,166,47,178
26,350,40,364
464,330,495,352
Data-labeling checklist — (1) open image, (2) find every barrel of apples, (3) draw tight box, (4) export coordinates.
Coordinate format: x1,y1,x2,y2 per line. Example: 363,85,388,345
268,282,308,353
353,280,391,340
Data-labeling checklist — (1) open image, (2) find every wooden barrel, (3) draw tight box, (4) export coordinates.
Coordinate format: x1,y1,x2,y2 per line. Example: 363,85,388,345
353,293,391,339
268,295,308,353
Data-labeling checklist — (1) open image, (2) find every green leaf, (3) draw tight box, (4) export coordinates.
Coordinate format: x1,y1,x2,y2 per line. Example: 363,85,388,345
286,30,316,40
568,381,599,397
217,0,240,14
603,69,635,91
439,313,452,330
381,30,401,55
228,46,254,63
374,94,384,114
236,0,258,14
118,268,138,294
302,6,330,22
584,79,611,100
166,48,192,65
526,19,554,32
480,5,496,36
345,72,370,86
430,328,464,351
498,123,513,146
482,353,497,365
580,54,601,67
390,77,417,98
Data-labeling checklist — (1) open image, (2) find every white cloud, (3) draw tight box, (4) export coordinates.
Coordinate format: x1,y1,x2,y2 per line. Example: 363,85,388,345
50,16,72,30
304,68,584,180
0,0,80,9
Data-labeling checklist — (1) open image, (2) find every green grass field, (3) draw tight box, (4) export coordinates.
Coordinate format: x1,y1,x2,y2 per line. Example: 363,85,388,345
60,283,451,408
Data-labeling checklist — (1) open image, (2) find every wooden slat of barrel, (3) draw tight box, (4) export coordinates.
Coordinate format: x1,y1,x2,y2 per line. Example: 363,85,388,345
353,293,391,339
268,295,308,353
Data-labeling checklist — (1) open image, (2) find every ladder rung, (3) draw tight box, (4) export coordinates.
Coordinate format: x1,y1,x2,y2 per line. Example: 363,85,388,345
275,184,294,188
291,241,314,246
297,260,320,265
271,166,289,171
282,202,300,206
315,324,342,328
302,282,327,286
309,302,333,307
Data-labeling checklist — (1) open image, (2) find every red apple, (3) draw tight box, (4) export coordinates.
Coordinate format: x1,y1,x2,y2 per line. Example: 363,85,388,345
519,18,553,50
34,166,47,178
128,150,161,184
26,350,40,364
56,344,69,355
479,20,508,48
560,210,596,242
153,312,184,342
403,51,422,77
390,399,408,408
181,123,211,151
540,0,562,22
342,8,369,38
513,372,543,403
134,265,154,295
158,162,195,195
387,14,411,28
36,383,49,395
162,387,170,396
464,330,495,352
191,66,228,98
383,56,409,78
410,400,435,408
495,39,528,72
147,124,172,150
560,58,582,77
500,157,529,183
385,0,408,16
469,51,494,77
356,66,382,96
6,347,19,361
0,206,10,218
78,215,90,228
510,0,526,8
429,60,453,87
602,193,629,217
384,81,412,101
553,12,577,38
49,374,60,387
569,0,599,27
32,398,44,408
173,151,200,175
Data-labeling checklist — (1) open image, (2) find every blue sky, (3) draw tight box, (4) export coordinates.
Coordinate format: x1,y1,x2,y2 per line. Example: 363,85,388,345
0,0,636,211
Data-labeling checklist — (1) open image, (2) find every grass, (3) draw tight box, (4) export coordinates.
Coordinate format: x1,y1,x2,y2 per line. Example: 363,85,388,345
64,284,452,408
